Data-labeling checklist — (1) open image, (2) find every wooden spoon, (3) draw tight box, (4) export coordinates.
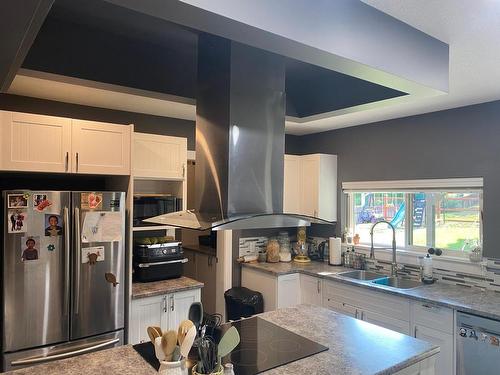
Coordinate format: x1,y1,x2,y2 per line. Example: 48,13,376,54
161,330,177,361
147,326,162,342
180,325,197,359
177,320,195,346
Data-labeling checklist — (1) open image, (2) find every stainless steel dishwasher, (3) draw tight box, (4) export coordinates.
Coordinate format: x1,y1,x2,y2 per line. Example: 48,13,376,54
457,312,500,374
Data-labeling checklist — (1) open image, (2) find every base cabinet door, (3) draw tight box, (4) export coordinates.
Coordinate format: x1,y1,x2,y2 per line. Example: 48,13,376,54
277,274,300,309
414,324,454,375
130,295,167,344
300,275,322,305
167,289,201,331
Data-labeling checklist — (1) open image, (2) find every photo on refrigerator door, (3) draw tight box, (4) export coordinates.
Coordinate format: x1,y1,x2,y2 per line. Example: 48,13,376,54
21,236,40,262
8,209,27,233
44,214,63,236
7,194,28,208
33,194,53,212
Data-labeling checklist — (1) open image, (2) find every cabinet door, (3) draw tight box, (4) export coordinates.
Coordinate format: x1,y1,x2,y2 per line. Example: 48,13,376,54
133,133,187,179
300,275,322,305
72,119,131,175
182,250,197,279
168,290,201,331
196,253,217,314
277,274,300,309
130,295,167,344
323,297,359,318
361,309,410,335
299,155,320,216
0,111,71,173
283,154,301,214
414,324,454,375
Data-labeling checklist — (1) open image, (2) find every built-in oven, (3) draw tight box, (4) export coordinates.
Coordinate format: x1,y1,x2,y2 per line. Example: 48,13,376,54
456,311,500,374
133,194,182,227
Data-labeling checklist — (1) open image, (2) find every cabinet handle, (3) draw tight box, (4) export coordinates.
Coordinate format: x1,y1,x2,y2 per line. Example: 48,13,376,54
317,280,321,294
355,309,358,319
182,164,186,178
170,296,174,312
163,297,167,313
76,152,79,172
414,326,417,338
361,311,364,320
65,152,69,171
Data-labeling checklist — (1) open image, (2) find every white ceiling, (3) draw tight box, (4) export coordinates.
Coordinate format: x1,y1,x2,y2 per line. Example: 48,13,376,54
9,1,500,136
286,0,500,135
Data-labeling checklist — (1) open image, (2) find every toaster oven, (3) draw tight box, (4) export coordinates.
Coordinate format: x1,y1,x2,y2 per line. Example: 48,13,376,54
133,241,187,282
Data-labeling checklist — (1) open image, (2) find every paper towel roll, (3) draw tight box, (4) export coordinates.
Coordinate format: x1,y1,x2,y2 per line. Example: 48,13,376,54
329,237,342,265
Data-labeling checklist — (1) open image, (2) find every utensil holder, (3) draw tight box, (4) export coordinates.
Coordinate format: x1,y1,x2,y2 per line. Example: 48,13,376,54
191,364,223,375
158,358,187,375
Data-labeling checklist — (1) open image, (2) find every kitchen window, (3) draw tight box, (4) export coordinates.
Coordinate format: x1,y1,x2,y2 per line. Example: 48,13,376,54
343,179,483,257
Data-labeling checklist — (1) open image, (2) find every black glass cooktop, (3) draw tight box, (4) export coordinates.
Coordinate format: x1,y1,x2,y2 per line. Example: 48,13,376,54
219,317,328,375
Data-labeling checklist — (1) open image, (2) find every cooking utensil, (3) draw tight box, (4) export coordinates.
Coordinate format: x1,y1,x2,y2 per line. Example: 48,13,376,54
217,326,240,367
197,336,217,374
162,330,178,361
177,320,194,345
147,326,162,342
188,302,203,331
180,325,197,359
154,336,166,361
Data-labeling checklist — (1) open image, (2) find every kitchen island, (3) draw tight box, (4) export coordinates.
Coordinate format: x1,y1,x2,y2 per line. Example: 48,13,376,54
3,304,438,375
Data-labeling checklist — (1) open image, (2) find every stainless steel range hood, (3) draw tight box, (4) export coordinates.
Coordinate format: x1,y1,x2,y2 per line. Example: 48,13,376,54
145,34,333,230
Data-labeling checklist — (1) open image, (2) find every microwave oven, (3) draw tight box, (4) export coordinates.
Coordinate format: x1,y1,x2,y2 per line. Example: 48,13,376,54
133,195,183,226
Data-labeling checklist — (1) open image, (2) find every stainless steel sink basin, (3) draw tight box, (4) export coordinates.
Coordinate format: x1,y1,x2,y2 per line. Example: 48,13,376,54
338,270,386,281
372,277,423,289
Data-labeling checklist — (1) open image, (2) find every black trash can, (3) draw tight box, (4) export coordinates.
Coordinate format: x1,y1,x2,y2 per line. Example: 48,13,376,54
224,287,264,321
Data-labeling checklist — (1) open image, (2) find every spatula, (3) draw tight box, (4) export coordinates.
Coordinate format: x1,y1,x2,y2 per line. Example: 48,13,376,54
188,302,203,331
147,326,162,342
177,319,195,346
217,326,240,367
180,325,197,359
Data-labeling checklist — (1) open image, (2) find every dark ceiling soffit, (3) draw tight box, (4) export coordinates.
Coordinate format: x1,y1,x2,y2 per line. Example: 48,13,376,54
0,0,54,92
103,0,449,98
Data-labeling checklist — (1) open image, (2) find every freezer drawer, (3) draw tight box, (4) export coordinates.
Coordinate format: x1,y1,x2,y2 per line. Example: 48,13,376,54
3,330,123,371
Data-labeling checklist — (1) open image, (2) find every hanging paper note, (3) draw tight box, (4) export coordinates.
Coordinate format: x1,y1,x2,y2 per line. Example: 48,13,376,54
81,212,122,243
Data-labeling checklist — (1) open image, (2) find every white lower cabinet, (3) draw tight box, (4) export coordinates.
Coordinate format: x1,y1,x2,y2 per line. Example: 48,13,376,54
300,274,323,305
129,288,201,344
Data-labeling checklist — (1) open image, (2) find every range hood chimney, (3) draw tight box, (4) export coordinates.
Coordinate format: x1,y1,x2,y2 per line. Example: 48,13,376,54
145,34,332,230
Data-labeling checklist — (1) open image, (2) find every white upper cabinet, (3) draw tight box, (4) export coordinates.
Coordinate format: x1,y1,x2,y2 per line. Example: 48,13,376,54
133,133,187,179
283,154,301,214
283,153,337,221
0,111,132,176
0,111,72,173
72,119,131,175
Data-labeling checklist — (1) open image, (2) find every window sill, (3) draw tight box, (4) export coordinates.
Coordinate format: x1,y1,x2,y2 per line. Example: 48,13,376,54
342,243,484,265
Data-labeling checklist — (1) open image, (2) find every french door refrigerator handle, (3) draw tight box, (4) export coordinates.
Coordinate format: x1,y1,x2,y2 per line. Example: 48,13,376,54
74,206,81,315
63,206,70,316
10,338,120,366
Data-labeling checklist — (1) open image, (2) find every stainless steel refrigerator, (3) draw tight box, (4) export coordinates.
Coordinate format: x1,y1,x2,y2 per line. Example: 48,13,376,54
2,190,126,371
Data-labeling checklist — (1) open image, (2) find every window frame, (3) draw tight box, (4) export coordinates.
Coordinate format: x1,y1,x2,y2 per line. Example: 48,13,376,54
343,179,483,259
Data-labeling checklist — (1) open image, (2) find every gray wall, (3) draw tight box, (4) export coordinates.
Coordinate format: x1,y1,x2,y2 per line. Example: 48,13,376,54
0,94,196,149
289,100,500,259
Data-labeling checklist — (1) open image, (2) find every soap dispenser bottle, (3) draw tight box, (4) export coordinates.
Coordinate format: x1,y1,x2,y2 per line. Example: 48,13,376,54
422,254,434,284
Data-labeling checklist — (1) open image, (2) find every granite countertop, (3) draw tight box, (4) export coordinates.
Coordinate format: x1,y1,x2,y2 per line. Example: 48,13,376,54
3,305,438,375
132,276,203,300
242,261,500,320
2,345,155,375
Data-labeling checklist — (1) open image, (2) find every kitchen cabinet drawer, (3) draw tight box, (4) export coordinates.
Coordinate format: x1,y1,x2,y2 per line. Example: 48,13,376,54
323,280,410,321
323,297,359,318
412,301,454,334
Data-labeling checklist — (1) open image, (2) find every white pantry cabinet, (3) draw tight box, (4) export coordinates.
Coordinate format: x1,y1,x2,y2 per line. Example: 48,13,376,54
133,133,187,179
129,288,201,345
72,119,131,175
0,111,132,175
283,153,337,221
0,111,72,173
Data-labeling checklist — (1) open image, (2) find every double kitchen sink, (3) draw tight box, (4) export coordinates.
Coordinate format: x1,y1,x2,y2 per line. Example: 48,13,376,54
338,270,423,289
